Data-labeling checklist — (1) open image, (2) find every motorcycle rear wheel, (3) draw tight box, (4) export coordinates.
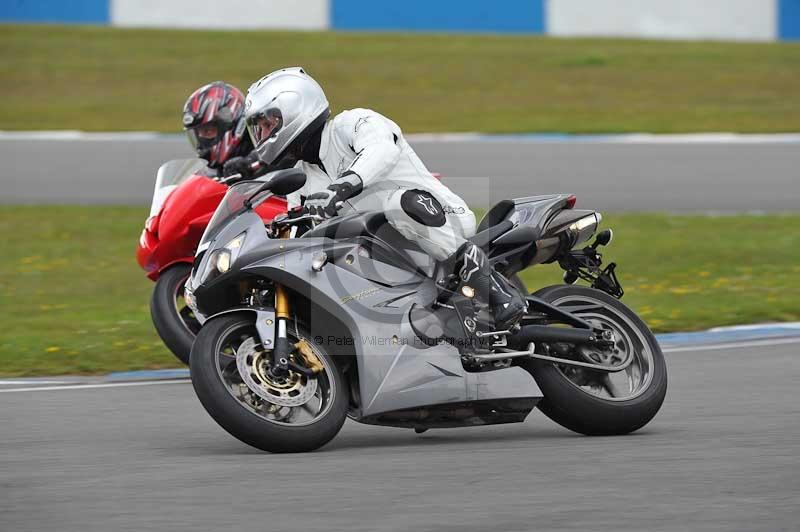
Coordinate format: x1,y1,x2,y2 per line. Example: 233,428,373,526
190,313,348,453
522,285,667,435
150,263,200,365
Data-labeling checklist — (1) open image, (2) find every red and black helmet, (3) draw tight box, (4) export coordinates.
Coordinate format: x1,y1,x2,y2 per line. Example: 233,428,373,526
182,82,248,168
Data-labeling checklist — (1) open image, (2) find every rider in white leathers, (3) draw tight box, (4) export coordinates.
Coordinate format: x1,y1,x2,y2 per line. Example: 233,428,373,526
289,108,476,262
244,67,526,328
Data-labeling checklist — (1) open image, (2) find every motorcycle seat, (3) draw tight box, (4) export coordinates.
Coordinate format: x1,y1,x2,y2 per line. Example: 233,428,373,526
476,200,516,233
468,220,514,248
470,195,578,249
469,199,516,248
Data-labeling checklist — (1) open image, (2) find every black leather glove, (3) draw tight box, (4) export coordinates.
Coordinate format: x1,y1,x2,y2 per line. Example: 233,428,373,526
305,172,363,219
222,153,262,179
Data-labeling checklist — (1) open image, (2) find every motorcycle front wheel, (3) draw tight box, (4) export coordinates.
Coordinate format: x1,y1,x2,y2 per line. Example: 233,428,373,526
150,263,200,365
190,313,348,453
522,285,667,435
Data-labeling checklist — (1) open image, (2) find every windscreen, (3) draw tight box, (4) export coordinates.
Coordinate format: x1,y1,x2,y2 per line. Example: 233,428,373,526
149,158,207,217
199,180,269,247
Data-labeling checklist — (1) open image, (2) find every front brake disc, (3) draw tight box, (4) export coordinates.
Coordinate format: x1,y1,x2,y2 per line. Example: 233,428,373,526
235,338,317,407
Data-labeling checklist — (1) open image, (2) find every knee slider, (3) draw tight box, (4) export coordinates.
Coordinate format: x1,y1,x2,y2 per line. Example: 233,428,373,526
400,189,446,227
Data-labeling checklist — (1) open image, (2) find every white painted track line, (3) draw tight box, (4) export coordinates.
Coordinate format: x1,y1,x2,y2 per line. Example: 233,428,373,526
662,337,800,353
1,337,798,393
3,130,800,144
0,379,189,394
0,380,70,385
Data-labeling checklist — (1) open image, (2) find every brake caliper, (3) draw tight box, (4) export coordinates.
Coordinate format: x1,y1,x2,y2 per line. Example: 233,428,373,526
294,339,324,374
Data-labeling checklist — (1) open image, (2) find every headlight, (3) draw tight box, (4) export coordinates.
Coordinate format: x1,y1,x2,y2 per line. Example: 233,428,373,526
198,232,247,284
225,233,246,252
215,249,231,273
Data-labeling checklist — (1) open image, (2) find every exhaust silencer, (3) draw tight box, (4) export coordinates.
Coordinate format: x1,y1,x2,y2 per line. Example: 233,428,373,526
510,324,596,347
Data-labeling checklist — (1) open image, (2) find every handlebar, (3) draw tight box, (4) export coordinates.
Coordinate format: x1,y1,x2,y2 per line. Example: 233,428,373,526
218,160,265,185
269,202,346,237
273,209,322,226
219,173,242,185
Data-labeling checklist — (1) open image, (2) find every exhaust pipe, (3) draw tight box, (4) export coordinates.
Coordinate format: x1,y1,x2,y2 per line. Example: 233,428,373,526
569,212,602,248
509,324,597,347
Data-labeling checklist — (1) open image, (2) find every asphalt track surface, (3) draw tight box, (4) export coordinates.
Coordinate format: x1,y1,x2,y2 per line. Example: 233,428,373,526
3,136,800,212
2,341,799,532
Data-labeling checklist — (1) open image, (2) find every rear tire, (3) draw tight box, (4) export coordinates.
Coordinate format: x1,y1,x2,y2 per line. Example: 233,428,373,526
150,264,199,365
190,314,348,453
522,285,667,435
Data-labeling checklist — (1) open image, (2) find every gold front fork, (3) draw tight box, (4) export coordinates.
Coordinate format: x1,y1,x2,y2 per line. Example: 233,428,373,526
275,226,291,319
270,226,324,375
275,284,290,319
271,228,292,373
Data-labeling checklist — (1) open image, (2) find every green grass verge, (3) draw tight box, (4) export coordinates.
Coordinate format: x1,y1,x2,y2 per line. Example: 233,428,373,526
1,25,799,133
1,206,798,377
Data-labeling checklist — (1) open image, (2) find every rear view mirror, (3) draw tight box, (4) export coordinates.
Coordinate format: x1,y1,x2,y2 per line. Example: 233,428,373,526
244,168,307,207
264,168,307,196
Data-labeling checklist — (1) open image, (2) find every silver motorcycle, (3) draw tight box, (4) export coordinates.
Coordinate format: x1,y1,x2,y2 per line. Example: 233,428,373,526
185,169,667,453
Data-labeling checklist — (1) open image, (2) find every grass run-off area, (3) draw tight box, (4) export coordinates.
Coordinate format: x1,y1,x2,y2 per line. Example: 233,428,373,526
1,206,798,376
1,25,799,133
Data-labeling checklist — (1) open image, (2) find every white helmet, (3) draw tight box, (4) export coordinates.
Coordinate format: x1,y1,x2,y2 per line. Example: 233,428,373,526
244,67,330,165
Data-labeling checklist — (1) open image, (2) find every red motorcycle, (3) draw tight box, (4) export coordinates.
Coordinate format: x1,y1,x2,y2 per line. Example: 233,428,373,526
137,159,286,364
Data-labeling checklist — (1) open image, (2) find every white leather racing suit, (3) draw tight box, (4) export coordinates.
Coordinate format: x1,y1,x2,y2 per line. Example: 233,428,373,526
287,108,476,261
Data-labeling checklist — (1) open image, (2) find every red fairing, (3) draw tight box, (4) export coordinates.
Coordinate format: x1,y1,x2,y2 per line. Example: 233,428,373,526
136,174,286,281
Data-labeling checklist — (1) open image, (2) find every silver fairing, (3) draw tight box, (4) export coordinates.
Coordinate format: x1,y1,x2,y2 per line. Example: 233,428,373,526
186,208,273,323
236,238,542,419
190,192,542,423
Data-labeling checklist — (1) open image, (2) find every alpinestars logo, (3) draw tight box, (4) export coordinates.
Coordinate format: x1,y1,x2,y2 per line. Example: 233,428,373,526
459,244,481,281
417,194,438,215
354,116,369,133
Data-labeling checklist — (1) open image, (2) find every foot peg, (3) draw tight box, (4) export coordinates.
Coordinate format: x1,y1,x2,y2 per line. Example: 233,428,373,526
469,343,536,362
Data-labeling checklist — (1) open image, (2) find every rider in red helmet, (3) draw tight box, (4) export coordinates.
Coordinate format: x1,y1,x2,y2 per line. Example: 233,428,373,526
182,81,263,179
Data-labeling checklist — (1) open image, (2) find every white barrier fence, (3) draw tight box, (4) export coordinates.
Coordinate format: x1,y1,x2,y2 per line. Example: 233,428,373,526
111,0,329,30
2,0,799,41
548,0,777,42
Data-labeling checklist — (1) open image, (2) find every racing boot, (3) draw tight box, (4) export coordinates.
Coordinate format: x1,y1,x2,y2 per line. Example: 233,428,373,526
455,242,527,330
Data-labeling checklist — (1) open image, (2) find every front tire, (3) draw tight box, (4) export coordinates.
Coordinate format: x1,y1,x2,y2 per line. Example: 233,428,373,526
190,314,348,453
522,285,667,436
150,263,199,365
